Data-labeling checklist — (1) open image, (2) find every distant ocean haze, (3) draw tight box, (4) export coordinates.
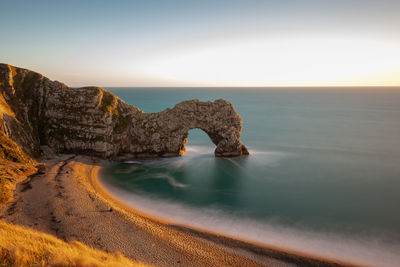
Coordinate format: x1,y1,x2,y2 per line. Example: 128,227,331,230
102,87,400,267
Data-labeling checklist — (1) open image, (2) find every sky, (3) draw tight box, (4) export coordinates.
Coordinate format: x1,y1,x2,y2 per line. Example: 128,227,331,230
1,0,400,87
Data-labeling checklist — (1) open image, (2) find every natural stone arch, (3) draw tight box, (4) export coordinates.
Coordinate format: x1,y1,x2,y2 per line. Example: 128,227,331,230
0,63,249,160
127,99,249,158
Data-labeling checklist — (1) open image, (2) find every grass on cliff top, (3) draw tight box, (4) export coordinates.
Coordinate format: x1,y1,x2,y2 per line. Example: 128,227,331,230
99,89,118,115
0,221,145,267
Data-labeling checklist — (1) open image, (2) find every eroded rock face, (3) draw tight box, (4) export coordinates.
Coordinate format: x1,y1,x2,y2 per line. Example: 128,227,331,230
128,99,249,158
0,63,249,159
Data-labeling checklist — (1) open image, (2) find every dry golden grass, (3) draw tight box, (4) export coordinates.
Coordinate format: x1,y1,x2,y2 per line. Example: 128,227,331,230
0,160,37,205
0,221,146,267
0,130,33,165
0,127,38,204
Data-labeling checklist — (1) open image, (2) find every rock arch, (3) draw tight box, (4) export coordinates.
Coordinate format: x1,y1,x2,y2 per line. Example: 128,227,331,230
0,63,249,160
128,99,249,158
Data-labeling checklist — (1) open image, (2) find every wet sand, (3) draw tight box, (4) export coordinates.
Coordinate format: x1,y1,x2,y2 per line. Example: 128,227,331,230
0,155,357,267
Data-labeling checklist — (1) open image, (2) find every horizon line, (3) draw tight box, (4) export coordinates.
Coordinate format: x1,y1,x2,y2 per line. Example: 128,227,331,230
96,85,400,89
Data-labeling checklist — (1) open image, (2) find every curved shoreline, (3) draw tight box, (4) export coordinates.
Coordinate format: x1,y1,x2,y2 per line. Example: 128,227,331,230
90,161,358,267
0,155,364,266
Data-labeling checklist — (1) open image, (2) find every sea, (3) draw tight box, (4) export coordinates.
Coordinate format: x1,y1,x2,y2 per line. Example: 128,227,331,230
101,87,400,266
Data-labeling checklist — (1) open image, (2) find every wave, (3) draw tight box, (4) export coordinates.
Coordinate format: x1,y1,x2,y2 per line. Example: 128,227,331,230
114,164,145,174
123,160,143,164
152,173,188,188
98,176,400,267
185,145,214,156
114,168,187,188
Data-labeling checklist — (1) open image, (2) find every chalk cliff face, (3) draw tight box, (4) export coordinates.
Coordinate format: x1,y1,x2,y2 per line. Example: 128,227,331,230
0,64,248,160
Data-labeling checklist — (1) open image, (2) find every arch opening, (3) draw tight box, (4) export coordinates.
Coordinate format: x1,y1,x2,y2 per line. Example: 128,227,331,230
181,128,215,156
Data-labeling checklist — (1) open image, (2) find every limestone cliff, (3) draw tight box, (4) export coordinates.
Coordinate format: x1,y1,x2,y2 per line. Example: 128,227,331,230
0,63,249,160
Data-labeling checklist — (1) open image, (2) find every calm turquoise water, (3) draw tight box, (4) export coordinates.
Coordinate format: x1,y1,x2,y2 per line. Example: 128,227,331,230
102,88,400,265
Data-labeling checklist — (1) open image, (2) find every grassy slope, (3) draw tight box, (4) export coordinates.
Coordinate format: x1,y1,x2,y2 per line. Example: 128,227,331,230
0,130,37,205
0,160,37,205
0,221,145,267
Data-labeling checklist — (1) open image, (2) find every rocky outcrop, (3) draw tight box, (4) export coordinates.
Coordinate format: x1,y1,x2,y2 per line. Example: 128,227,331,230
127,99,249,158
0,63,248,160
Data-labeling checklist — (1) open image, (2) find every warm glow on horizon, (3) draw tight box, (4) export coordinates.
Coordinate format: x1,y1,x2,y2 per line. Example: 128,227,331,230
2,1,400,87
141,37,400,87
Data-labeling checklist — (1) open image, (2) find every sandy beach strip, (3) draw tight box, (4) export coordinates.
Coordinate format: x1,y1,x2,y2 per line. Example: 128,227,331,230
0,155,357,267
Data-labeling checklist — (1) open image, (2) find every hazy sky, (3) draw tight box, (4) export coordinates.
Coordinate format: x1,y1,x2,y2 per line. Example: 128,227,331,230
1,0,400,87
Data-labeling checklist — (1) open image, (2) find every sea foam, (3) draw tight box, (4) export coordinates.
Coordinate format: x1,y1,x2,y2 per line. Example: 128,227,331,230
99,175,400,267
